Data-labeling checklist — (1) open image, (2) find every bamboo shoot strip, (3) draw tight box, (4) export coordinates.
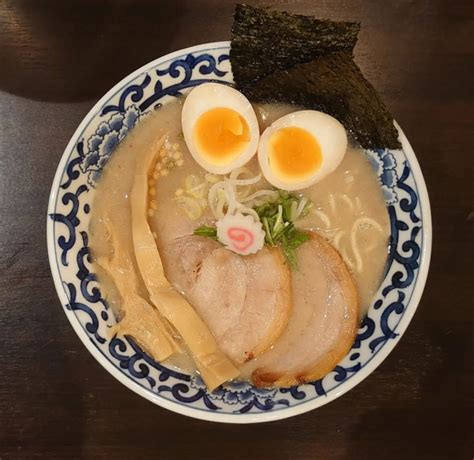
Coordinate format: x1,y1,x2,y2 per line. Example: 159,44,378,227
97,221,178,362
131,135,239,390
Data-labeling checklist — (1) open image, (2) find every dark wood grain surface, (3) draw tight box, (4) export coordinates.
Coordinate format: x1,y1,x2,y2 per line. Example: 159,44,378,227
0,0,472,458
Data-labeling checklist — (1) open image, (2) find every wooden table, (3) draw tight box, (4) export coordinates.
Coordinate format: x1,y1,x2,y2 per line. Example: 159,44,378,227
1,1,472,458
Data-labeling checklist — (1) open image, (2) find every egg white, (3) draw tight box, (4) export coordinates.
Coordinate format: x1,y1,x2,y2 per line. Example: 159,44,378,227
181,83,260,175
258,110,348,191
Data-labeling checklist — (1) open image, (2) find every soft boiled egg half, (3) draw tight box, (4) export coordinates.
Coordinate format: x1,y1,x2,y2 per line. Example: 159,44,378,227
182,83,260,174
258,110,348,190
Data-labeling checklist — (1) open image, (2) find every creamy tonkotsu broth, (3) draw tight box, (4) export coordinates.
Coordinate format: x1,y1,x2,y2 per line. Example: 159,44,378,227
89,97,389,380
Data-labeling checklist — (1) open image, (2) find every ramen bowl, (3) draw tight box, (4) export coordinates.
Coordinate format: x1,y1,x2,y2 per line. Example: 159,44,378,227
47,42,432,423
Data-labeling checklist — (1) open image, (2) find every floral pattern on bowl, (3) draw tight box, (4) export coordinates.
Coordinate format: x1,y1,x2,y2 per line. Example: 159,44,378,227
47,42,431,423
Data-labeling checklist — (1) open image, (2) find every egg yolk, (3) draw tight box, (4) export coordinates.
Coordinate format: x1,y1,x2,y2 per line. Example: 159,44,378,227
268,127,322,180
193,107,250,165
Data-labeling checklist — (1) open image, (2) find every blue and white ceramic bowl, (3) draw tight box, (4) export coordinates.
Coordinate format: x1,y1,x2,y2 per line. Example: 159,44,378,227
47,42,432,423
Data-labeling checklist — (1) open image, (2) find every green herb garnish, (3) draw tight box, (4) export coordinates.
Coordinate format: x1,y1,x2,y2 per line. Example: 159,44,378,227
254,191,312,269
193,191,313,269
194,225,218,240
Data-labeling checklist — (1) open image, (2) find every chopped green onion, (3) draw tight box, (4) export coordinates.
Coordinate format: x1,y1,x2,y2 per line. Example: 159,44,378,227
262,217,274,245
193,190,313,269
253,190,313,268
194,225,218,240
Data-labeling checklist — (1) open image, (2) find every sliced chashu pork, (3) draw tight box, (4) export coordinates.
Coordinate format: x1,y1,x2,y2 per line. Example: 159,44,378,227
247,232,359,387
161,236,292,364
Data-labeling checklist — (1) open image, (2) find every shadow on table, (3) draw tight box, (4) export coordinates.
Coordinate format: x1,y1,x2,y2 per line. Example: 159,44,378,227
0,0,184,103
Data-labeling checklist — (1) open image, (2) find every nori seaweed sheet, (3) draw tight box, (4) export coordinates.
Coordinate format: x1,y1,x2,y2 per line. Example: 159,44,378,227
230,4,360,88
243,52,401,150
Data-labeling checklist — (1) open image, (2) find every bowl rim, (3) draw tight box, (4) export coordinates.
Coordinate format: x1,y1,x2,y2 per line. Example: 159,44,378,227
47,41,432,423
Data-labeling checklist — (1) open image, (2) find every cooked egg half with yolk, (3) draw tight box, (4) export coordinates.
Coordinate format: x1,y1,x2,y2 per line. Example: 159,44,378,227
258,110,348,190
182,83,259,174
